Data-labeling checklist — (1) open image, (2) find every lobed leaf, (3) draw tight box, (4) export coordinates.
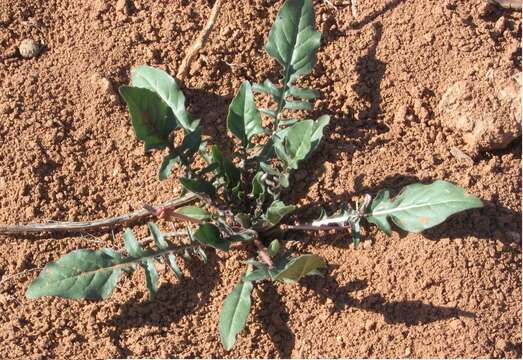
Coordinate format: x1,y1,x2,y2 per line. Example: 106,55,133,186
367,180,484,235
26,249,129,300
219,280,254,351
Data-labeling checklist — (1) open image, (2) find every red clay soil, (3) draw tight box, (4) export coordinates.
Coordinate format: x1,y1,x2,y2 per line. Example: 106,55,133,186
0,0,521,358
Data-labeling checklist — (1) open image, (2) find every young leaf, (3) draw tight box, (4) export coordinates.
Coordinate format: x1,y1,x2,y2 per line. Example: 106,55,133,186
175,206,211,221
211,145,241,189
219,280,254,351
194,223,230,251
141,258,159,300
159,153,179,180
119,86,177,151
243,268,270,282
123,228,144,257
26,249,129,300
274,120,313,169
267,239,281,257
272,254,326,283
251,171,266,201
227,81,264,148
265,0,321,120
367,180,483,235
265,200,296,226
130,65,198,131
180,178,216,198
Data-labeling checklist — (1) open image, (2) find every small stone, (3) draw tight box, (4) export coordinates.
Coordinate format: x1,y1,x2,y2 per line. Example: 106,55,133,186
422,32,435,45
18,39,41,58
405,347,412,356
362,240,372,249
365,319,377,331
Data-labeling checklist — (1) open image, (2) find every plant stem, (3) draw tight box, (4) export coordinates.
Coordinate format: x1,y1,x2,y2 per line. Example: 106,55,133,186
281,224,351,232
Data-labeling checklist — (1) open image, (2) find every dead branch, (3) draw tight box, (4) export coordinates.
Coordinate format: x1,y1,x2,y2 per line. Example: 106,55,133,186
0,194,197,236
176,0,223,83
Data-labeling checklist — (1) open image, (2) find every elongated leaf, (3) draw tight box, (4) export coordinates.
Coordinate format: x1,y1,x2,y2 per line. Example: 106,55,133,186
159,153,179,180
253,79,282,100
243,269,270,282
219,280,253,351
119,86,177,151
251,171,266,201
166,254,183,279
310,115,330,151
227,81,264,148
26,249,129,300
180,178,216,198
141,258,159,300
194,223,229,251
176,206,211,221
131,65,198,131
288,86,319,99
284,100,312,110
265,0,321,120
123,228,144,257
265,200,296,226
148,222,168,249
367,181,483,235
267,239,281,257
266,0,320,83
273,254,326,283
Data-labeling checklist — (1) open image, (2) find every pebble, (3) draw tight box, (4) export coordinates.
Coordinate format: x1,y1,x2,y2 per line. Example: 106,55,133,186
493,16,507,36
18,39,41,58
495,338,509,351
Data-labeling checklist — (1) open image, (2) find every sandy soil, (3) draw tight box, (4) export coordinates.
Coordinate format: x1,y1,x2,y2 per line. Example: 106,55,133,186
0,0,521,358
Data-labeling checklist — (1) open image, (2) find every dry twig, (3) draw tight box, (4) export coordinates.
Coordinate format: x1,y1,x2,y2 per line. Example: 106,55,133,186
0,194,197,235
176,0,223,83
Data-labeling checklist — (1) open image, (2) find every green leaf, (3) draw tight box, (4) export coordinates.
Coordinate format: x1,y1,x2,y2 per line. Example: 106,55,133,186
119,86,177,151
267,239,281,257
219,280,254,351
141,258,159,300
265,0,321,120
310,115,330,151
265,200,296,226
180,178,216,198
251,171,266,201
123,228,144,257
159,153,179,180
166,254,183,279
274,120,313,169
194,223,229,251
243,269,270,282
367,180,484,234
26,249,128,300
175,206,211,221
130,65,198,131
148,222,168,249
288,86,320,99
273,254,326,283
180,126,202,158
283,100,313,110
253,79,282,101
211,145,241,189
227,81,264,148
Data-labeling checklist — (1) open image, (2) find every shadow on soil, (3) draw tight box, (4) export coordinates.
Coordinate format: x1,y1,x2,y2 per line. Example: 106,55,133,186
301,275,475,326
105,252,221,357
288,171,522,249
258,282,295,358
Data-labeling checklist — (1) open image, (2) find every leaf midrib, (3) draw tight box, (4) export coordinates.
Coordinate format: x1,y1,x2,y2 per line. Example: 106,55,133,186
368,199,480,217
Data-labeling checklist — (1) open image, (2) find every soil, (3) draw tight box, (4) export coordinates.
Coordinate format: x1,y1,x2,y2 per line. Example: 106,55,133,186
0,0,521,358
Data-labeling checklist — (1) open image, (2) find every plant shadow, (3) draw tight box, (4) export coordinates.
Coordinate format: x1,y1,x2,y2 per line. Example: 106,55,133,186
257,282,295,358
105,252,221,357
300,273,476,325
